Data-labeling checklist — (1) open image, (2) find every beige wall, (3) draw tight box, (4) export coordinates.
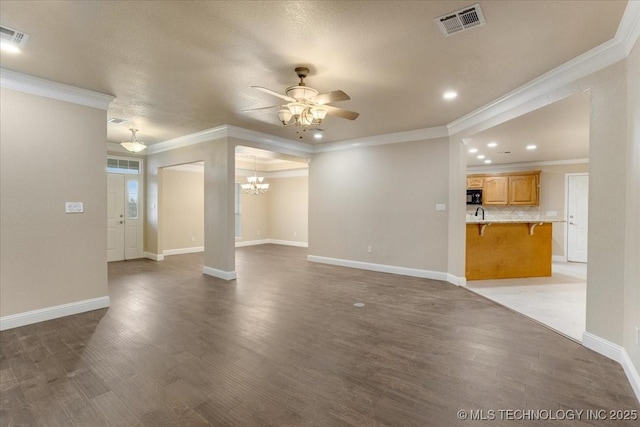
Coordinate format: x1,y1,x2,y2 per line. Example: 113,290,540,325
309,138,449,272
238,175,308,244
268,176,308,243
0,88,108,316
624,37,640,377
239,181,270,241
162,167,204,251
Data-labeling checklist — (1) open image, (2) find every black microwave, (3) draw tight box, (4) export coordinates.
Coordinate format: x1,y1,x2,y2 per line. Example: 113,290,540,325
467,189,482,205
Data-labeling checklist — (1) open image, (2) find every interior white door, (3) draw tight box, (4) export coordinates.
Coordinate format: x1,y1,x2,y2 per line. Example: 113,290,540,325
567,174,589,263
107,173,125,262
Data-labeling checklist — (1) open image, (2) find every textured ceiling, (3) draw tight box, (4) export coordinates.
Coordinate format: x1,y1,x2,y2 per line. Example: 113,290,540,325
0,1,627,149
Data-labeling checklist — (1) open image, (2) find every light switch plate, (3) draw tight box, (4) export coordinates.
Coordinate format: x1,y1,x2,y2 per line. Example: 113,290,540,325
65,202,84,213
436,204,447,211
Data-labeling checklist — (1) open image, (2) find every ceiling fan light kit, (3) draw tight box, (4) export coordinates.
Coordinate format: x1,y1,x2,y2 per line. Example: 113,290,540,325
245,66,359,138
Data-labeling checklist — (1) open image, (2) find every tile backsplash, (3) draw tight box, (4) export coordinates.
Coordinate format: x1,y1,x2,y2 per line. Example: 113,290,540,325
466,206,542,221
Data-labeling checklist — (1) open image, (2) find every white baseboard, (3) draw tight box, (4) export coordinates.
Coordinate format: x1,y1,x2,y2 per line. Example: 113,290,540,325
0,296,111,331
163,246,204,256
269,239,308,248
307,255,448,282
235,239,270,247
236,239,308,248
447,274,467,287
203,266,236,281
583,331,640,403
144,252,164,261
552,255,567,262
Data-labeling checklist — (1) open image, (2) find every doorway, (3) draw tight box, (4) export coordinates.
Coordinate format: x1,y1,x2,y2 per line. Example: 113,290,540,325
107,157,144,262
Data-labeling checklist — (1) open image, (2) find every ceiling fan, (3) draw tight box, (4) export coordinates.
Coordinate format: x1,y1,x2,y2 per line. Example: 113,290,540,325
243,67,359,137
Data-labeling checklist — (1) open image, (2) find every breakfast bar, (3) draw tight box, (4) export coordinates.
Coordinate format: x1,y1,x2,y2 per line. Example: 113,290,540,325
465,220,563,281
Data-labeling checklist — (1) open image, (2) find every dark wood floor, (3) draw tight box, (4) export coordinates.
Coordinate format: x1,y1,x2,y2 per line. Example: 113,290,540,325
1,244,638,426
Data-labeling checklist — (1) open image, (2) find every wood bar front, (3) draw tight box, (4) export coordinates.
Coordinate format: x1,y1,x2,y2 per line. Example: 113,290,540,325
466,222,552,280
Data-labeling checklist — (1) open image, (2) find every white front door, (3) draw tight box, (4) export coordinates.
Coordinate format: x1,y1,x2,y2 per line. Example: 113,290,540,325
107,173,125,262
567,174,589,263
108,172,144,261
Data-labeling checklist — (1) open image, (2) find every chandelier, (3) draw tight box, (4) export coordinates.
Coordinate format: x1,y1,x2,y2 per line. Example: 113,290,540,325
121,128,147,153
241,156,269,195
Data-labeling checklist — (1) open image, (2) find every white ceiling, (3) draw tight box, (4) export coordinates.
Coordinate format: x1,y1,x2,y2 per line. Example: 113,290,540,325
0,0,627,156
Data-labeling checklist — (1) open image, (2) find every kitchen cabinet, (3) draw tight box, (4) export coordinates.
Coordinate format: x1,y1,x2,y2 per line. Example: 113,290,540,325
467,171,540,206
466,176,484,189
509,174,538,205
483,177,509,205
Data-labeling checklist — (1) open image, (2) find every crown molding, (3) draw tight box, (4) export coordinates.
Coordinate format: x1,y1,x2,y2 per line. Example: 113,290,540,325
145,125,229,154
617,0,640,56
0,68,114,110
314,126,449,153
466,158,589,173
226,125,314,155
236,168,308,178
446,2,637,136
145,124,314,157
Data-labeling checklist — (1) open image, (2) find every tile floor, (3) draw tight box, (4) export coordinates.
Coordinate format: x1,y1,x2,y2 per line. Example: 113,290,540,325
466,262,587,341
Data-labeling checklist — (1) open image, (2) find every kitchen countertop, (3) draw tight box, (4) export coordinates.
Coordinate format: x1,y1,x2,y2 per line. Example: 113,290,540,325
466,219,566,224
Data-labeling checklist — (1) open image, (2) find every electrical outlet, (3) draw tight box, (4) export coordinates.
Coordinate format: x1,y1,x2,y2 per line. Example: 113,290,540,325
367,246,373,253
293,231,297,237
191,236,195,242
545,211,558,217
517,211,525,217
257,230,261,235
436,204,447,211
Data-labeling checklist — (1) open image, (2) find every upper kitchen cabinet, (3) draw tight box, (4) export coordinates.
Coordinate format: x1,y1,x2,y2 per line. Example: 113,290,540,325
466,176,484,189
509,174,539,205
468,171,540,206
483,177,509,204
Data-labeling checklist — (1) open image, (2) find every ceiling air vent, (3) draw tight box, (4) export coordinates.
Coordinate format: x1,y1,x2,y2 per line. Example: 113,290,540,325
0,25,30,48
435,3,485,36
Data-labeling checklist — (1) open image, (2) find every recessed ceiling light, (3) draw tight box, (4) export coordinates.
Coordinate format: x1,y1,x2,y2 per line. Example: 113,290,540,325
313,129,324,140
443,91,458,100
526,145,537,150
477,155,485,159
487,142,498,147
468,148,478,153
484,159,492,164
107,118,127,124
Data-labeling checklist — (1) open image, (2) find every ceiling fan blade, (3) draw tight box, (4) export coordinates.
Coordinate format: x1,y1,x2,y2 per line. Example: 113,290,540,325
309,90,351,105
324,105,360,120
242,105,282,112
252,86,296,103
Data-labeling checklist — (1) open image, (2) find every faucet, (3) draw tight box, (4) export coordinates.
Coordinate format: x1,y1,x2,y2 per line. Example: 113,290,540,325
475,206,485,220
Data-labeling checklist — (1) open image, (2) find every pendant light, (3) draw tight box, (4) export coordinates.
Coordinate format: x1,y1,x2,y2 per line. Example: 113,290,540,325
121,128,147,153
